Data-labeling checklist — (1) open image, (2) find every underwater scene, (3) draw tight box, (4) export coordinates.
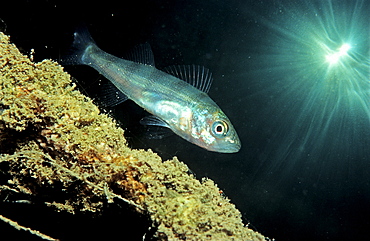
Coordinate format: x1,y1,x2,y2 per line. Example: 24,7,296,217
0,0,369,240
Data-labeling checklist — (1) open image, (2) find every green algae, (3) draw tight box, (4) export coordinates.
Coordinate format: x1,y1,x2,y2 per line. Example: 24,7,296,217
0,32,266,240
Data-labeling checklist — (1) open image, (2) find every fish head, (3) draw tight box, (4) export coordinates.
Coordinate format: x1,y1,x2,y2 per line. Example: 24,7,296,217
190,106,241,153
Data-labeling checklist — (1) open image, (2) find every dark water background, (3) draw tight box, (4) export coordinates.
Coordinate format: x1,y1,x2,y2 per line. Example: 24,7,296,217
1,0,369,240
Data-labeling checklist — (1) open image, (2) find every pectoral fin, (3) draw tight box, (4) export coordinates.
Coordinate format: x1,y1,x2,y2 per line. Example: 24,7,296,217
140,115,173,139
140,115,170,128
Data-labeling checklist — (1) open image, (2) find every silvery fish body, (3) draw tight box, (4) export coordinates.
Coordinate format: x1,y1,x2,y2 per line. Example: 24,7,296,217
65,27,240,153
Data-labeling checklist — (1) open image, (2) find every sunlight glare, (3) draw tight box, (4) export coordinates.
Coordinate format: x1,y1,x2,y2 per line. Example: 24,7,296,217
325,43,351,64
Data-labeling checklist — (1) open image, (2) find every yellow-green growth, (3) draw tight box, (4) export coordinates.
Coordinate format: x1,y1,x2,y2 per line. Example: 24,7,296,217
0,32,265,240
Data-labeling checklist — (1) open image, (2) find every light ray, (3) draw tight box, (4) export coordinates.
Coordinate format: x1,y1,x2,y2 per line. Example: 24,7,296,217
241,0,370,182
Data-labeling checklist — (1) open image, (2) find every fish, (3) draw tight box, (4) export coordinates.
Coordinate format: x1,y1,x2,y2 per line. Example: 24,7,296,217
63,26,241,153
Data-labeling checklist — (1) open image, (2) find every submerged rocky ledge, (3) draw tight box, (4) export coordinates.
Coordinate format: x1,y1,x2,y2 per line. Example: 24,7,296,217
0,32,265,241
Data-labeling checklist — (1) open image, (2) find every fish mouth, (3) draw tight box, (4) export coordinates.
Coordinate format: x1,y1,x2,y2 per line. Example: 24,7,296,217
223,144,241,153
211,142,241,153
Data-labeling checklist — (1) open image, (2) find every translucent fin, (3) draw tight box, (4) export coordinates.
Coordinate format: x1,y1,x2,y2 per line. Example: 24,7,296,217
124,43,155,66
97,80,128,107
140,115,172,139
145,127,173,139
140,115,170,128
61,24,97,65
163,65,213,93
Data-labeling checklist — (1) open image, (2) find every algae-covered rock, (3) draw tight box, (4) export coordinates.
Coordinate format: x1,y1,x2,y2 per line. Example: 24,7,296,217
0,32,265,240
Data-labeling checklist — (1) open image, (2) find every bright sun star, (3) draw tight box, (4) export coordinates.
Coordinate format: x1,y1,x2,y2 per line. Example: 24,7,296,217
325,43,351,64
243,0,370,179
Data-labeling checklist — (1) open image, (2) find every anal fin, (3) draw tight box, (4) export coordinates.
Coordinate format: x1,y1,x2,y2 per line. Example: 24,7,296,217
98,80,128,107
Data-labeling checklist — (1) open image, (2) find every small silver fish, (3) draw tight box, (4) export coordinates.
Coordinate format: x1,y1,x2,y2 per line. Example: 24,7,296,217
64,27,240,153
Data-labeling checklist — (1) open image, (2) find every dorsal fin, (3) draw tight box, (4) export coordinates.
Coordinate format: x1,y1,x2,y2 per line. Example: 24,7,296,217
123,42,155,66
163,65,213,93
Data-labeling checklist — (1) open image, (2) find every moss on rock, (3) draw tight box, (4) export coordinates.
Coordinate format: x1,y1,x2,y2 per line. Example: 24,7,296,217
0,32,265,240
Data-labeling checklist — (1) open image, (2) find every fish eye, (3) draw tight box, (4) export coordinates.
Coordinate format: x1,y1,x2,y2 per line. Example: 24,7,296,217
212,121,228,137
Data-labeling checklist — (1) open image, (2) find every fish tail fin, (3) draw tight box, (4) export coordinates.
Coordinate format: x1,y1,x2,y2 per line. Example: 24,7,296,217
61,24,97,65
